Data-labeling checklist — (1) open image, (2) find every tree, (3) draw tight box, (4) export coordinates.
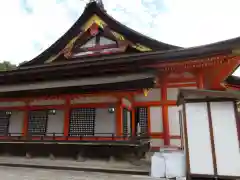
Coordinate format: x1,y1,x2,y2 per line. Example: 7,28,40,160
0,61,17,71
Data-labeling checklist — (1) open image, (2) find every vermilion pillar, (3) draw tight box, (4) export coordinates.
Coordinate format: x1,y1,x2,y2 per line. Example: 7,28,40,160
63,96,71,137
197,70,204,89
131,97,136,136
22,100,29,136
116,99,123,137
161,79,170,145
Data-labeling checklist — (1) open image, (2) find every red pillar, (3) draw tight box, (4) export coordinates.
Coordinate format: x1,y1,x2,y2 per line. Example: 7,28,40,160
116,99,123,137
63,96,70,137
131,97,136,136
197,70,204,89
161,79,170,146
22,100,29,136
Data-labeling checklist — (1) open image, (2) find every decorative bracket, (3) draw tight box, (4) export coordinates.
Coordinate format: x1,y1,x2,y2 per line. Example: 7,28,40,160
143,88,152,97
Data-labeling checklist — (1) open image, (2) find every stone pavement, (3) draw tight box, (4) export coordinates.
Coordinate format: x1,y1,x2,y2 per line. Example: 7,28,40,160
0,156,149,175
0,166,159,180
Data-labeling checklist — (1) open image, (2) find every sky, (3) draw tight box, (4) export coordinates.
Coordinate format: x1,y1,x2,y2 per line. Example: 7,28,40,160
0,0,239,76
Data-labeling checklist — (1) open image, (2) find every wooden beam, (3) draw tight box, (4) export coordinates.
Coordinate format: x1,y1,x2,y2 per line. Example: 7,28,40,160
134,100,177,107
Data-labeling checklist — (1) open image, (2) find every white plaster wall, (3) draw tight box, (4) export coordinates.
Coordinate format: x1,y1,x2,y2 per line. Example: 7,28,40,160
150,106,163,133
210,102,240,176
185,102,214,175
168,106,180,136
134,88,161,102
168,72,195,79
0,101,26,107
127,111,131,135
30,99,65,106
46,110,64,136
170,139,181,147
71,96,117,104
151,138,164,147
167,86,197,100
8,111,24,136
94,108,116,136
100,36,115,45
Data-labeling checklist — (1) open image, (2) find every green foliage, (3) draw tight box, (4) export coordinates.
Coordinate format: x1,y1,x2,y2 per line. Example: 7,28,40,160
0,61,17,71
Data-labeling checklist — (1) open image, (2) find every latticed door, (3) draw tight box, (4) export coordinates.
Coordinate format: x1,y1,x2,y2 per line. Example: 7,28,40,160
0,111,10,136
122,108,128,136
28,110,48,136
135,107,148,135
122,108,131,137
69,108,95,136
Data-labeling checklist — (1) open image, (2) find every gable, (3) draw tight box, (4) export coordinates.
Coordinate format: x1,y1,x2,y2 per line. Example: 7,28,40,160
21,1,180,67
45,14,152,64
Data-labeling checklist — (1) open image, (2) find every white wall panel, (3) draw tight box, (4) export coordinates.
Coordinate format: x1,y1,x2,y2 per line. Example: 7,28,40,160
127,111,131,134
46,110,64,136
94,108,116,136
30,99,64,106
71,96,117,104
134,88,161,102
170,139,181,147
150,106,163,133
167,86,197,100
0,101,25,107
8,111,24,136
185,102,214,175
167,88,178,100
150,138,164,147
211,102,240,176
168,106,180,136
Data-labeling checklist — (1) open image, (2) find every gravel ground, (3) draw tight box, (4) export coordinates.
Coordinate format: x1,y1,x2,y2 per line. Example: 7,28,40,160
0,166,157,180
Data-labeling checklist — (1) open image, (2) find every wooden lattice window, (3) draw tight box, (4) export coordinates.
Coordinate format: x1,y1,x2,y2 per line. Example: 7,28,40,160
0,111,10,136
69,108,96,136
28,110,48,136
135,107,148,135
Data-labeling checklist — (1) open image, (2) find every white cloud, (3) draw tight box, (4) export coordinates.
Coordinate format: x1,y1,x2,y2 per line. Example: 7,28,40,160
0,0,83,64
0,0,239,77
233,66,240,77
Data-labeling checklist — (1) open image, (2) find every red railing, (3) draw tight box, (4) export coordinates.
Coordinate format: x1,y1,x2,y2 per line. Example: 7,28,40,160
0,132,150,143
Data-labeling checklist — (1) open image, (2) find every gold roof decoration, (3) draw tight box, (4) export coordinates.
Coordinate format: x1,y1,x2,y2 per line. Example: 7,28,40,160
143,88,152,97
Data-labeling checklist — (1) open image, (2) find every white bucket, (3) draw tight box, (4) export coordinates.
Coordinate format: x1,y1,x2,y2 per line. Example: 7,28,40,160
151,152,165,178
151,150,186,178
